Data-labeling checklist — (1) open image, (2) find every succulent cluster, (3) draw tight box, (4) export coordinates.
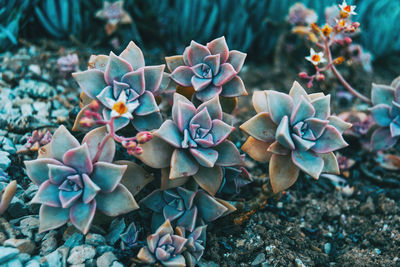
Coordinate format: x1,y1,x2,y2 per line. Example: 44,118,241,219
241,81,351,193
370,78,400,150
95,0,132,35
167,37,247,102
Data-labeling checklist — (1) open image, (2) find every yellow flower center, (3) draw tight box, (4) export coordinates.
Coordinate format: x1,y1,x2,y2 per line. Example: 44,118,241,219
113,101,128,115
338,19,346,27
322,25,332,36
344,5,351,12
311,54,320,62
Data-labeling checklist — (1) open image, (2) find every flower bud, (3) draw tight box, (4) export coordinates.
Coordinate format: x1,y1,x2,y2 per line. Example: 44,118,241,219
80,117,95,128
310,22,320,32
340,10,350,19
134,146,143,155
333,56,345,65
321,24,332,37
298,72,309,79
308,33,318,43
136,132,152,144
89,100,100,112
352,22,360,29
307,80,313,88
122,140,137,149
344,37,352,44
344,26,355,33
317,74,325,81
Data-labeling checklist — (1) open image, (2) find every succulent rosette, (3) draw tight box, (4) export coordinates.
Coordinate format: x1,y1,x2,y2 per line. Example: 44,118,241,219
166,36,247,102
137,219,187,266
141,187,234,232
24,125,139,234
176,225,207,267
136,93,243,196
218,165,252,196
73,41,169,131
240,81,351,193
369,78,400,150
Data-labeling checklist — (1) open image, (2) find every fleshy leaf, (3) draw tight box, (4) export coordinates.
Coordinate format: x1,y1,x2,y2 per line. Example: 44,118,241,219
266,91,294,124
70,200,96,234
119,41,145,70
121,68,145,95
370,127,399,150
31,181,61,207
312,125,348,153
166,55,185,72
72,69,107,99
132,111,163,131
371,83,395,106
96,184,139,216
369,104,392,127
170,149,199,179
210,120,234,145
171,66,193,87
267,141,290,155
220,76,247,98
82,126,115,163
275,116,295,150
213,63,236,87
135,91,159,116
269,154,299,193
252,91,269,113
311,95,330,120
215,140,243,166
51,125,80,162
197,96,223,120
227,50,246,72
291,150,324,179
137,247,156,264
143,65,165,92
116,160,154,196
39,205,70,233
195,85,222,102
155,120,183,148
63,144,93,174
207,37,229,63
135,136,175,168
289,81,310,105
241,137,272,163
190,148,218,168
105,52,133,84
193,165,223,195
240,112,276,142
188,41,211,66
91,162,126,193
25,158,62,185
327,116,352,134
320,152,340,174
290,96,315,124
195,191,228,221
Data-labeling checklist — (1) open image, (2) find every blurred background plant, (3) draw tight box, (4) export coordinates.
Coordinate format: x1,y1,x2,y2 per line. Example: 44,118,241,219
2,0,400,61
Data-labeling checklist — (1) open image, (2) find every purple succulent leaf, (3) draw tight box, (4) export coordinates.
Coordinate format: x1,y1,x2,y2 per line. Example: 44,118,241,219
138,247,157,264
59,188,82,209
155,120,184,148
82,174,101,203
275,116,295,150
371,83,395,106
370,127,399,150
165,55,185,72
311,95,331,120
312,125,348,153
143,65,165,93
169,149,199,179
190,147,218,168
207,37,229,64
96,184,139,216
170,66,193,87
191,76,212,92
161,255,186,267
391,101,400,117
369,103,392,127
195,191,228,221
291,134,315,151
134,91,159,116
291,150,324,179
96,86,114,108
176,207,197,232
102,109,130,130
266,91,294,124
327,116,352,134
105,52,133,84
72,69,107,99
239,112,276,142
195,85,222,102
227,50,246,72
140,189,165,212
70,200,96,235
193,165,223,195
31,180,61,207
48,164,76,185
197,96,223,121
88,55,108,72
213,63,236,87
148,233,160,253
121,68,145,95
119,41,145,70
63,144,93,174
50,125,80,162
203,54,220,74
172,235,187,254
38,205,70,233
192,63,210,78
220,76,247,98
390,120,400,137
25,158,62,185
190,108,212,130
267,141,290,155
214,140,243,166
91,162,126,193
290,96,315,124
82,126,116,162
305,118,329,138
156,247,170,261
210,120,234,145
188,41,211,66
289,81,311,105
172,94,196,124
163,205,185,221
135,136,174,169
177,187,195,208
183,47,190,65
252,91,269,113
320,152,340,174
132,111,163,131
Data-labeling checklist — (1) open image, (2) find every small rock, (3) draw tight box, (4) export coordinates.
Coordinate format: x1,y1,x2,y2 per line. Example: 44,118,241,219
64,233,84,248
0,246,19,264
28,65,41,76
96,252,117,267
85,233,106,247
40,231,58,256
96,245,114,255
265,245,276,254
67,245,96,265
295,258,306,267
17,253,31,263
25,259,40,267
7,197,28,218
251,253,265,265
20,217,39,239
359,197,375,215
6,258,23,267
197,260,220,267
4,239,35,254
44,250,62,267
374,248,381,255
111,261,124,267
324,243,331,254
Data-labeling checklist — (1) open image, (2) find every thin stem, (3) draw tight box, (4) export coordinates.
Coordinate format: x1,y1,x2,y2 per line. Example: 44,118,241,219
323,37,371,104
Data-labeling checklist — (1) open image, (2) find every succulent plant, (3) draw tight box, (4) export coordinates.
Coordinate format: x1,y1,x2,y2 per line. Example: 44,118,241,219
120,222,139,250
166,36,247,102
176,225,207,267
0,180,17,215
137,219,187,266
57,54,79,77
24,125,139,234
141,187,233,232
218,165,252,196
96,0,132,35
370,78,400,150
73,41,169,132
240,81,351,193
18,129,52,153
136,93,243,195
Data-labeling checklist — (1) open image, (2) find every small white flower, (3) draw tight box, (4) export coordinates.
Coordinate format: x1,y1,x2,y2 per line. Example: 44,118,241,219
106,90,139,119
305,48,326,66
339,0,357,15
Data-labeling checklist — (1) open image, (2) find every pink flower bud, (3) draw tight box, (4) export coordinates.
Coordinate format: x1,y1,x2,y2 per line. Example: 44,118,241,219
352,22,360,29
307,80,313,88
344,37,352,44
122,140,137,149
80,117,95,128
89,100,101,112
298,72,309,79
134,146,143,155
136,132,152,144
317,74,325,81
